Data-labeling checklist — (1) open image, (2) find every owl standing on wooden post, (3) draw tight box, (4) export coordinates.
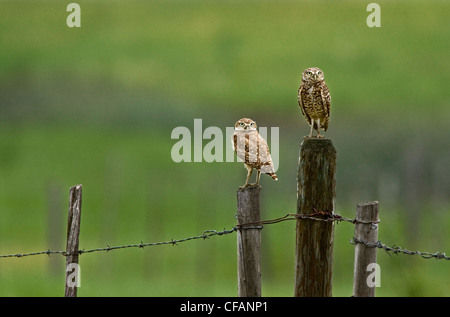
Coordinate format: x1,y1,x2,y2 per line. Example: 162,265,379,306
298,67,331,138
232,118,278,189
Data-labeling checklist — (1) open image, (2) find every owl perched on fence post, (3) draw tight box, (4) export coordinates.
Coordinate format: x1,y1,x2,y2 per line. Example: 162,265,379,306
232,118,278,189
298,67,331,138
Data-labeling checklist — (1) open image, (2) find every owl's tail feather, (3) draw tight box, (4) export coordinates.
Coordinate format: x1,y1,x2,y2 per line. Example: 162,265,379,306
267,173,278,181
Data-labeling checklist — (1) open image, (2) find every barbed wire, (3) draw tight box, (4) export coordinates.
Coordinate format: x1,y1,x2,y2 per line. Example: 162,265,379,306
235,211,379,228
0,211,346,260
0,249,67,259
0,211,447,262
0,227,237,259
351,237,450,260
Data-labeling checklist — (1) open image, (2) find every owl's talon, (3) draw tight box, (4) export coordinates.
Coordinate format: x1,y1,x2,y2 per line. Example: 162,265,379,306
249,183,262,189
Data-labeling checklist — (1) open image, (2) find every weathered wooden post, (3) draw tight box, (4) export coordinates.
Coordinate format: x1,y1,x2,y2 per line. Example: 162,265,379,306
294,138,336,297
236,185,261,297
65,184,82,297
353,201,380,297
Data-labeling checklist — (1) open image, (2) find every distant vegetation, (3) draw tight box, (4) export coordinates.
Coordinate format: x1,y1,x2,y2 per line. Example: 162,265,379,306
0,1,448,296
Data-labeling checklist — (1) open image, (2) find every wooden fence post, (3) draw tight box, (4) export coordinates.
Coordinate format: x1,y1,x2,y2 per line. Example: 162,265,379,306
294,138,336,297
236,185,261,297
352,201,380,297
65,184,82,297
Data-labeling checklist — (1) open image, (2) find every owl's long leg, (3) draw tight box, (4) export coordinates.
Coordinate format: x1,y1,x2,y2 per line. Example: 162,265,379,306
250,170,261,188
316,119,324,138
240,165,253,189
309,118,314,138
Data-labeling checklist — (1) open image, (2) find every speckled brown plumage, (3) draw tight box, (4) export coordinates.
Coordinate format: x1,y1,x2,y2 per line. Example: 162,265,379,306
298,67,331,138
232,118,277,188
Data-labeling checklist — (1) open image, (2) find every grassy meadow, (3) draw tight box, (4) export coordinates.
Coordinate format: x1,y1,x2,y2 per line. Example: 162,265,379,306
0,1,449,296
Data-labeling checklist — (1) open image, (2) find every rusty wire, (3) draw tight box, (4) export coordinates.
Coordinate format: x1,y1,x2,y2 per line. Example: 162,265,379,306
0,211,447,262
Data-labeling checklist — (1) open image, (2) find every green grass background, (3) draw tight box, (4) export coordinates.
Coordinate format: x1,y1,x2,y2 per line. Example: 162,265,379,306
0,0,449,296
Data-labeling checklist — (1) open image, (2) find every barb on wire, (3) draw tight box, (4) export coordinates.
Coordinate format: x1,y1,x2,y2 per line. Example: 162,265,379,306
351,237,450,260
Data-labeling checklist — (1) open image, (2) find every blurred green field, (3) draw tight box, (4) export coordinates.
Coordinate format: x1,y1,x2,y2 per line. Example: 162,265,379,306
0,1,449,296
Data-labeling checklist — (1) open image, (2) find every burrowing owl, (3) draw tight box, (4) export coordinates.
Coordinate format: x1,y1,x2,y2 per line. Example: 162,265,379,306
232,118,278,189
298,67,331,138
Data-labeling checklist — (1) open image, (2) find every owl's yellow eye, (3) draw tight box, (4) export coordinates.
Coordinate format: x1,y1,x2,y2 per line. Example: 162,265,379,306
250,122,254,126
239,122,245,126
318,71,322,75
307,71,312,75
